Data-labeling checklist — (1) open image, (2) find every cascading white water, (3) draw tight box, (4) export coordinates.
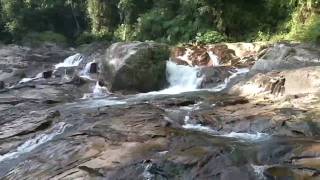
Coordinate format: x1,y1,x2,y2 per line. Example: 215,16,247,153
82,81,110,99
207,52,220,66
18,72,43,84
80,61,95,80
54,53,83,69
167,61,202,89
149,61,203,94
0,122,70,162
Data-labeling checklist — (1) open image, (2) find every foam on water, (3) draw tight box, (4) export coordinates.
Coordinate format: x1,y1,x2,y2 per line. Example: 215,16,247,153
225,132,269,141
182,123,218,134
183,115,269,142
55,53,83,69
0,122,70,162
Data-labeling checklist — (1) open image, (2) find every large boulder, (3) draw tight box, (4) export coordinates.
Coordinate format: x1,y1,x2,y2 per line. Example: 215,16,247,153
230,66,320,97
230,43,320,97
198,66,234,89
251,43,320,73
100,42,169,93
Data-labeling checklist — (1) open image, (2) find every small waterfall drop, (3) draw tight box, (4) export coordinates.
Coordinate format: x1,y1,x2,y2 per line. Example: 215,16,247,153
207,52,220,66
82,81,110,99
159,61,203,94
54,53,83,69
80,61,95,80
93,81,109,96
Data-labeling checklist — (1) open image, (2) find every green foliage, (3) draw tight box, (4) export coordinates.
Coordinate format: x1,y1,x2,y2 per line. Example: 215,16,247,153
87,0,119,35
0,0,319,45
22,31,67,46
266,1,320,43
114,24,136,41
75,31,95,45
195,31,226,44
75,31,113,45
0,0,87,43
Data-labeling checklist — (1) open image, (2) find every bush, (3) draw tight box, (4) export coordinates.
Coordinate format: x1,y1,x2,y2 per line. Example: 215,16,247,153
75,31,113,45
195,31,226,44
75,31,96,45
114,24,136,41
22,31,67,46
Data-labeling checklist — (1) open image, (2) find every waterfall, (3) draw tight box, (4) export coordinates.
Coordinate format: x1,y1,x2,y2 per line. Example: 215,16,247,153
54,53,83,69
159,61,203,94
82,81,110,99
80,61,95,80
207,52,220,66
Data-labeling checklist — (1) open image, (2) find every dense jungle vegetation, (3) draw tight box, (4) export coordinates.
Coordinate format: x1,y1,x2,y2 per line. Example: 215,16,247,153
0,0,319,45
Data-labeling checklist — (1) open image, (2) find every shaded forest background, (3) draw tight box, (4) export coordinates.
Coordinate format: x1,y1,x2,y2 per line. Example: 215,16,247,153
0,0,319,45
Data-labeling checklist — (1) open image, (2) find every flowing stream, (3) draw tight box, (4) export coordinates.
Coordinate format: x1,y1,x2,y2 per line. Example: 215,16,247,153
2,52,319,179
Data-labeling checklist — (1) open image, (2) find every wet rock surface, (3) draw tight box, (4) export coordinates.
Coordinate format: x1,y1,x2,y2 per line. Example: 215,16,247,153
0,42,319,180
171,42,269,68
0,43,75,86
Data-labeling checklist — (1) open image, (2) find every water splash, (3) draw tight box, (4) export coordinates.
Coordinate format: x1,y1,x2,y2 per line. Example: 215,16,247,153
0,122,71,162
82,82,110,99
54,53,83,69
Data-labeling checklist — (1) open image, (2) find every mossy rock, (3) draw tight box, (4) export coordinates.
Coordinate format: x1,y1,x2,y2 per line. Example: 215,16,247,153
100,41,169,93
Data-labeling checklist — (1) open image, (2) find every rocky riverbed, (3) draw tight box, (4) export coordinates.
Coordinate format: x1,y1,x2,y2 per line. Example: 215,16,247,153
0,42,319,180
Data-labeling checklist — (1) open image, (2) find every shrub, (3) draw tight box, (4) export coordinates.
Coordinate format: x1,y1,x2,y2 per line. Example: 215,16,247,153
75,31,96,45
22,31,67,46
75,30,113,45
195,31,226,44
114,24,136,41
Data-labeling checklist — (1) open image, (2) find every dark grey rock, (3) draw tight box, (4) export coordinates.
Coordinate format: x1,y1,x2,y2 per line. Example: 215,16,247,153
99,41,169,93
